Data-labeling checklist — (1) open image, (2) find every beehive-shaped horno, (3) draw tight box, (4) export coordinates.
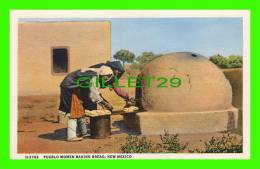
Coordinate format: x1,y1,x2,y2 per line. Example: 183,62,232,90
125,52,238,135
137,52,233,112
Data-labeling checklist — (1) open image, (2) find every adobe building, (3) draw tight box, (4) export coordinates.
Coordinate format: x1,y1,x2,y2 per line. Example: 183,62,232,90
18,21,111,95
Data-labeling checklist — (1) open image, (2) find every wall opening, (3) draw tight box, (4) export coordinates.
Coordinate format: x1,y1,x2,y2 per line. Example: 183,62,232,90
52,48,69,73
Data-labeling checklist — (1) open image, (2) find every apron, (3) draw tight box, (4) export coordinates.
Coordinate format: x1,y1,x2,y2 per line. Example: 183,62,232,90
70,90,85,119
58,87,97,115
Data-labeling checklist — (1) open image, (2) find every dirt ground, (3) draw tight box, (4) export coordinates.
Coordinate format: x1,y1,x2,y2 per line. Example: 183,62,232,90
18,94,242,154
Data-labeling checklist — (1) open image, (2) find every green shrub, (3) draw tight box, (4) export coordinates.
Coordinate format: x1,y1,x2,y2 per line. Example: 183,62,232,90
121,135,154,153
130,52,162,70
156,131,188,153
122,132,242,153
113,49,135,66
191,133,242,153
227,55,243,68
209,54,243,68
209,54,228,68
121,131,187,153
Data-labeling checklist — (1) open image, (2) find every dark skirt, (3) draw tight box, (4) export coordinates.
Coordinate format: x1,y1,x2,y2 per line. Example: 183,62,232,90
58,87,97,113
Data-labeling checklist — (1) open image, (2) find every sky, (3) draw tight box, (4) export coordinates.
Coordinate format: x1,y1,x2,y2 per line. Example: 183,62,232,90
19,18,243,57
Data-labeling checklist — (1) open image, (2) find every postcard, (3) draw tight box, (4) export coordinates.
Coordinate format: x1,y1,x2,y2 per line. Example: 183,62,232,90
10,10,250,159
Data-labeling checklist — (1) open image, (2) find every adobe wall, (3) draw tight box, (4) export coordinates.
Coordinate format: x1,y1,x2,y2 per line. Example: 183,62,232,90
18,21,111,95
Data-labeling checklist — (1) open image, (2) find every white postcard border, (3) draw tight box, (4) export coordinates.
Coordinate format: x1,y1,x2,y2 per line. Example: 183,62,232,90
10,10,250,159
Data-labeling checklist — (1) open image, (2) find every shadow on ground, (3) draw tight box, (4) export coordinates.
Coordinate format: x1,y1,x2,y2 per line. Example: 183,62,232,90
38,128,67,141
112,120,139,135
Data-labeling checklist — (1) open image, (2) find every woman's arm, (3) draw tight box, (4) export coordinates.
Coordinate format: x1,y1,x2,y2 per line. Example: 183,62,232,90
111,83,129,100
89,76,113,111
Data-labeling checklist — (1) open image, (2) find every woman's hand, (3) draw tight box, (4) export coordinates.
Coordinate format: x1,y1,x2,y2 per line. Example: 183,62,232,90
98,100,113,111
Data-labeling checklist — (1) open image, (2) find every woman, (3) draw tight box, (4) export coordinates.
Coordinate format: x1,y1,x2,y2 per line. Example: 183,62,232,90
59,61,133,141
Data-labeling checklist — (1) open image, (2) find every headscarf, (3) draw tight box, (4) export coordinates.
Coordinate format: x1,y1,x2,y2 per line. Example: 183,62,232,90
105,61,125,78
